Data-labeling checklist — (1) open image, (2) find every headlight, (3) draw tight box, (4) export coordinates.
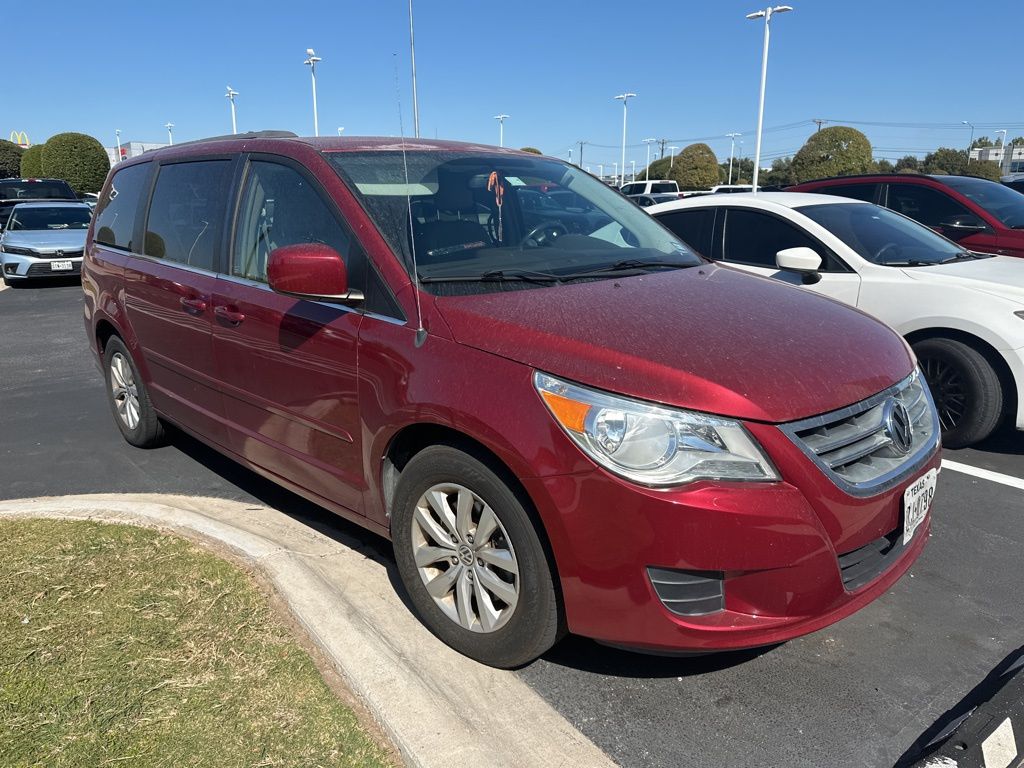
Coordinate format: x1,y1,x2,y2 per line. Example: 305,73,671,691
534,372,780,487
1015,310,1024,321
0,245,34,256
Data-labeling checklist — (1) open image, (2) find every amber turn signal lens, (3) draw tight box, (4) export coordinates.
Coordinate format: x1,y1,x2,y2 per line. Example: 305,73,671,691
539,390,591,433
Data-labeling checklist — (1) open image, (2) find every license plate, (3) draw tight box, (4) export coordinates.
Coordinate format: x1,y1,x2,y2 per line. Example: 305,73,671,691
903,468,937,545
50,260,73,271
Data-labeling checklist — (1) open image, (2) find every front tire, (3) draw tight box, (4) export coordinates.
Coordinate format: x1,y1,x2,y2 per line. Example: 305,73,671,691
103,336,165,448
391,445,563,668
914,337,1003,448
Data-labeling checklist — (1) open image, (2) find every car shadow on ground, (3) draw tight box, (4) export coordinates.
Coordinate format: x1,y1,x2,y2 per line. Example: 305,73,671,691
3,276,82,290
971,423,1024,455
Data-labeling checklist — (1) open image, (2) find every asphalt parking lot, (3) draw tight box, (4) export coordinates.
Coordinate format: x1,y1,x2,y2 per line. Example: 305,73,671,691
2,281,1022,768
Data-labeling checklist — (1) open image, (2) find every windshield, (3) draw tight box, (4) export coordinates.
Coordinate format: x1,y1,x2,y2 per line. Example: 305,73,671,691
328,151,699,292
796,202,966,266
940,176,1024,228
8,206,92,231
0,180,75,201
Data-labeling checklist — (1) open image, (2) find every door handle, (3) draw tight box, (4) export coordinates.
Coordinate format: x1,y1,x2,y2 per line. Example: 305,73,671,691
214,305,246,324
180,297,207,313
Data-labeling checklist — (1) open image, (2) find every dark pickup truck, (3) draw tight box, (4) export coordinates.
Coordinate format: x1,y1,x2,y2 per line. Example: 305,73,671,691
0,178,78,229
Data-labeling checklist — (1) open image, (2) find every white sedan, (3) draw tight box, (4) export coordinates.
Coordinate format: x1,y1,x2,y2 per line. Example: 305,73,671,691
649,192,1024,447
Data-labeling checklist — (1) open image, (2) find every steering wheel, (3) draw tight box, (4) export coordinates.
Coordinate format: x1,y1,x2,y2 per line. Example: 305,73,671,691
874,242,902,263
521,222,568,247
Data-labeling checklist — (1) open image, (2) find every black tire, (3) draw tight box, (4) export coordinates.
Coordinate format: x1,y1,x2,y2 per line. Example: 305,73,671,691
391,444,563,668
102,336,165,448
914,337,1003,448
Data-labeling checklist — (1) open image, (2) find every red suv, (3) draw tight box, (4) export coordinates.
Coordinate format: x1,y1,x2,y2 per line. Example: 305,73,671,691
82,133,941,667
789,174,1024,258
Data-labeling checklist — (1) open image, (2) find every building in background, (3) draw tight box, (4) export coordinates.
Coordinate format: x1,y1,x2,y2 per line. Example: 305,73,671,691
970,144,1024,175
105,140,168,166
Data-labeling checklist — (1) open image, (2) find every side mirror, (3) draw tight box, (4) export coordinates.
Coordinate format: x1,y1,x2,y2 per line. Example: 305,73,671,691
776,247,823,285
939,214,987,235
267,243,363,304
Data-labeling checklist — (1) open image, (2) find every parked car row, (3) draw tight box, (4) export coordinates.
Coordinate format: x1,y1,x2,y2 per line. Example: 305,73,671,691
82,134,942,668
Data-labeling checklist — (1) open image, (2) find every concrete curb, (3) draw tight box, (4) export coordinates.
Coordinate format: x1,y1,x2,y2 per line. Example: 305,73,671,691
0,494,617,768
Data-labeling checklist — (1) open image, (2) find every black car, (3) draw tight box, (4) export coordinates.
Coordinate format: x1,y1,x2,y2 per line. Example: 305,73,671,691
0,178,78,229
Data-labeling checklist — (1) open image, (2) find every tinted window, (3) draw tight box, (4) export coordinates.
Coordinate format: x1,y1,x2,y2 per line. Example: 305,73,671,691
650,182,676,194
721,208,823,268
885,184,971,229
143,161,232,271
940,176,1024,228
621,183,640,195
9,206,91,230
94,163,151,251
656,209,715,257
0,180,76,200
815,183,876,202
233,161,353,283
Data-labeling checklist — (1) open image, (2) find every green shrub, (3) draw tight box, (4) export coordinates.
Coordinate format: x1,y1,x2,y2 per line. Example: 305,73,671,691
0,140,24,178
520,146,542,154
40,132,110,194
671,143,719,190
791,126,873,182
20,144,43,177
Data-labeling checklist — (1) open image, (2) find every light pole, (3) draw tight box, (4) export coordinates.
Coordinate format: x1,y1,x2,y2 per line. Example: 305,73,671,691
726,132,742,184
115,129,122,163
643,137,656,180
569,148,573,164
613,162,618,184
165,122,174,145
614,92,636,187
669,145,679,169
304,48,322,137
225,86,238,134
337,127,345,137
630,159,636,181
747,5,793,193
494,114,509,147
962,120,975,165
996,129,1008,172
598,163,604,180
408,0,420,138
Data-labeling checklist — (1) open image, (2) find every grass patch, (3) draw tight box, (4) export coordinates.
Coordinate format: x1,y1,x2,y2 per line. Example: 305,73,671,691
0,519,395,768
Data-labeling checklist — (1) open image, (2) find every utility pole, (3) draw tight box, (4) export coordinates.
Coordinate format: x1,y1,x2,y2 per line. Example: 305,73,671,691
578,140,585,168
813,118,827,133
658,138,668,159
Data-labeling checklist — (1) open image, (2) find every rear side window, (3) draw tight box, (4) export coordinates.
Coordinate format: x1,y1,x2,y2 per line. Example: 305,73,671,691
621,183,640,195
144,160,233,271
656,209,716,257
94,163,151,251
721,208,826,268
815,183,877,203
884,184,972,229
650,182,676,194
232,160,353,283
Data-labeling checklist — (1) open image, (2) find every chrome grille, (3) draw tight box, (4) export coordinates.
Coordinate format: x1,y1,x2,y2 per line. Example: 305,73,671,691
780,370,939,496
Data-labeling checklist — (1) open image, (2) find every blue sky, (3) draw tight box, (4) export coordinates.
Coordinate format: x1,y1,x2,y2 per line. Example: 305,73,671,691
6,0,1020,170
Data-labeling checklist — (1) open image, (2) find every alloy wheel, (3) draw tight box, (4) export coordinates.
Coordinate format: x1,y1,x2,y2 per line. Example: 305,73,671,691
921,356,966,432
410,482,520,633
109,352,141,431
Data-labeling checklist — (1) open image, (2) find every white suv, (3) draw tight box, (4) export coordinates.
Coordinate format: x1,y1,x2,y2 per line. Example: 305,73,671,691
649,192,1024,447
621,179,678,196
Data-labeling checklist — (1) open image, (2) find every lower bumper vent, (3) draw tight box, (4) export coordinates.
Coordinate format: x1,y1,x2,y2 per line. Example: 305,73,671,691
647,567,724,616
837,530,906,592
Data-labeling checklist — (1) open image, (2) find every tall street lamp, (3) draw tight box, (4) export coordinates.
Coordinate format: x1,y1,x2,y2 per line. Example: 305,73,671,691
165,122,174,145
746,5,793,193
630,159,636,181
668,145,679,168
494,114,509,147
643,137,656,180
726,132,742,184
337,127,345,136
115,129,122,163
225,86,238,134
962,120,975,165
304,48,322,137
614,92,636,187
598,163,604,180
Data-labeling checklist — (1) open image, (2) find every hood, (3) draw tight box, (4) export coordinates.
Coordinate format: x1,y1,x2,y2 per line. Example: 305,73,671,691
904,256,1024,305
2,228,87,252
433,264,914,424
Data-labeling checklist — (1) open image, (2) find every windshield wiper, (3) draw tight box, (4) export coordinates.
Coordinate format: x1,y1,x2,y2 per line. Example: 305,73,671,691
938,251,993,264
557,258,696,280
879,260,936,267
419,269,561,285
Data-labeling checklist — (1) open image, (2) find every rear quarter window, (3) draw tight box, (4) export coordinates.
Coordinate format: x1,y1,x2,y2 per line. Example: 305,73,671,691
94,163,151,251
814,183,877,203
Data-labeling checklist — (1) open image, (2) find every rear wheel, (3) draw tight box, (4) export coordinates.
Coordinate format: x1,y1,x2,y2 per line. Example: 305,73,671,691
103,336,165,448
391,445,563,668
914,337,1003,448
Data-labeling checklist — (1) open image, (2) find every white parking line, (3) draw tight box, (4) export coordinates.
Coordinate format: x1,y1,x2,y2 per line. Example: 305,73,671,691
941,459,1024,491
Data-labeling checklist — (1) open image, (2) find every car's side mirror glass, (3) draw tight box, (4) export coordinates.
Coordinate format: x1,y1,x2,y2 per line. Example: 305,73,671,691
267,243,363,304
938,214,987,235
776,247,823,285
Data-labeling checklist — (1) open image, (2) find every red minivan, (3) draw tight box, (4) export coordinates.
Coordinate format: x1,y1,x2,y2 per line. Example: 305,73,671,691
789,174,1024,258
83,133,941,667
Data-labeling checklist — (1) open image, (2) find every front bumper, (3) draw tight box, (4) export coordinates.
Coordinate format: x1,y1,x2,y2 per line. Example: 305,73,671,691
524,433,941,654
1,251,83,279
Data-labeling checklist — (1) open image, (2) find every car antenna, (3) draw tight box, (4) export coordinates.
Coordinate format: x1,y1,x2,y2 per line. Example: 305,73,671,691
395,53,427,348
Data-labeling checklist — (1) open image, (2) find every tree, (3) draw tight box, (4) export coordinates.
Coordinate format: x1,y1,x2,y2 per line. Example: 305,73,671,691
40,132,110,194
671,143,719,190
519,146,541,155
874,159,895,173
791,126,873,182
20,144,43,177
0,140,24,178
962,161,1003,181
894,155,920,173
759,156,797,187
922,147,968,176
717,157,754,185
971,136,994,149
1010,136,1024,147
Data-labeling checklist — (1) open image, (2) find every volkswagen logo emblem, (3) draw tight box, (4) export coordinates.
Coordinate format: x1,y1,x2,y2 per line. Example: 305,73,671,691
883,399,913,455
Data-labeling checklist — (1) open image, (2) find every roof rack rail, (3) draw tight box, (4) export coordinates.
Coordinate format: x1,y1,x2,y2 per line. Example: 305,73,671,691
169,130,298,149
